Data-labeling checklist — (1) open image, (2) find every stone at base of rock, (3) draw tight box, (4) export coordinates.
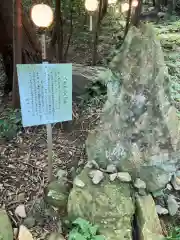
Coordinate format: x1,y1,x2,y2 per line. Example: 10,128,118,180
171,175,180,190
0,209,13,240
134,178,146,189
136,195,163,240
167,195,179,216
156,205,168,215
44,181,69,208
117,172,131,182
68,168,135,240
48,233,65,240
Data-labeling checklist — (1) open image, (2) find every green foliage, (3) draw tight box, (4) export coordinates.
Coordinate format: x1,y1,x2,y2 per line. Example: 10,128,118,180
155,19,180,117
166,227,180,240
165,52,180,116
0,109,22,140
68,218,105,240
81,81,107,102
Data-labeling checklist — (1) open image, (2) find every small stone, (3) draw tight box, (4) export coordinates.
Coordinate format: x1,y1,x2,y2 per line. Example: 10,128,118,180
171,174,180,190
23,216,36,228
167,195,179,216
13,228,18,239
109,173,117,182
117,172,131,182
56,169,67,181
156,205,168,215
91,170,104,184
74,178,85,188
166,184,172,191
48,233,65,240
15,204,26,218
134,178,146,189
106,164,117,173
18,225,33,240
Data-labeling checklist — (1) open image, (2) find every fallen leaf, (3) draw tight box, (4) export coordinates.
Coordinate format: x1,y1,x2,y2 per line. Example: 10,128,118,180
18,225,34,240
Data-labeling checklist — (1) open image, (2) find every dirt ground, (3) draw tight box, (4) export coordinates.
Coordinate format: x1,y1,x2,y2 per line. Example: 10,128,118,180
0,97,103,238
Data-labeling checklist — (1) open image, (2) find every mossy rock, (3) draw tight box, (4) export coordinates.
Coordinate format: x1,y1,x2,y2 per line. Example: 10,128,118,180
68,168,135,240
0,209,13,240
44,181,69,209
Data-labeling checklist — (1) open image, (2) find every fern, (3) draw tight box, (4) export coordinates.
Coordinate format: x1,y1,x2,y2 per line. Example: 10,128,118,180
0,109,22,140
166,227,180,240
68,218,105,240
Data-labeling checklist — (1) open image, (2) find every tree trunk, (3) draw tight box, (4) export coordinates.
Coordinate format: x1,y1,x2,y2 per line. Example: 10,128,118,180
12,0,22,108
167,0,176,12
55,0,63,62
92,0,104,65
123,0,132,40
131,0,143,27
64,0,73,61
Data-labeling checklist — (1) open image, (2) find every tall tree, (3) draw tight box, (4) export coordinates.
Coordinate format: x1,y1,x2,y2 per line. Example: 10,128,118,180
131,0,143,27
55,0,63,62
92,0,108,65
12,0,22,108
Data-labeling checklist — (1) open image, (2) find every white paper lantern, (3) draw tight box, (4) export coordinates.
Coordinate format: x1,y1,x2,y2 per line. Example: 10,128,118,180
121,2,129,12
85,0,98,12
132,0,138,7
121,0,138,12
108,0,117,5
31,4,53,27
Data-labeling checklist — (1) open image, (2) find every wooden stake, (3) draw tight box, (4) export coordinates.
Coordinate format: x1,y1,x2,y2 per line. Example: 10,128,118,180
41,33,53,182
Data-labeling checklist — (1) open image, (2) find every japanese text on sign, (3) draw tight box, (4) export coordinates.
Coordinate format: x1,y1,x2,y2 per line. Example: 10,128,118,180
17,64,72,127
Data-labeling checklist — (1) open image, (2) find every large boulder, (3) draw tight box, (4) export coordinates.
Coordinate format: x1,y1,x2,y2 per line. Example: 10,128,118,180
86,23,180,192
67,168,135,240
72,64,106,100
0,209,13,240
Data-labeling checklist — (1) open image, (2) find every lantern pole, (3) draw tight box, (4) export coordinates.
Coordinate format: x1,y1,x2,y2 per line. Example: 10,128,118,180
90,15,93,31
85,0,98,31
31,4,54,182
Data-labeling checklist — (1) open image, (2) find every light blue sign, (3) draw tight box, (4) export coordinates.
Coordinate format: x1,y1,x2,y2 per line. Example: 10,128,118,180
17,64,72,127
